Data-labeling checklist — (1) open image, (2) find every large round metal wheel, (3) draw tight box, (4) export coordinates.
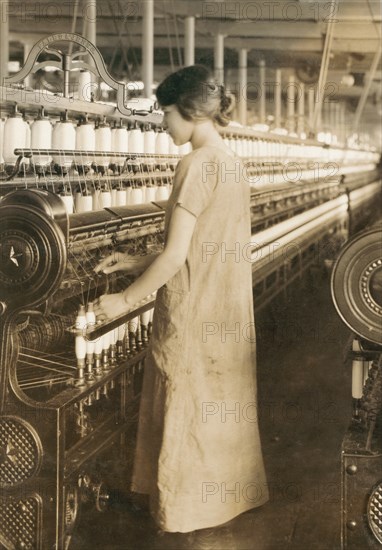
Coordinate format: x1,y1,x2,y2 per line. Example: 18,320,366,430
0,205,66,309
331,226,382,345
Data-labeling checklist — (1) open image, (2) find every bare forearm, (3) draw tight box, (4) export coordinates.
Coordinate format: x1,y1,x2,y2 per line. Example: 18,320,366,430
123,253,181,306
134,252,160,274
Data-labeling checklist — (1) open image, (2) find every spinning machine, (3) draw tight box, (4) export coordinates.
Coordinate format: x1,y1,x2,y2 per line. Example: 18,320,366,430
331,226,382,549
0,34,381,549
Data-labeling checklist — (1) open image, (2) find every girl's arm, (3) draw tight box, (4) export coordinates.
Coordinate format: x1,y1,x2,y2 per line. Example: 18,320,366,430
95,252,160,275
94,205,197,319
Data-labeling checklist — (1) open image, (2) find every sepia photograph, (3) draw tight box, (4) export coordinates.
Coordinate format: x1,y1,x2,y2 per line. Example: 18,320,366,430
0,1,381,548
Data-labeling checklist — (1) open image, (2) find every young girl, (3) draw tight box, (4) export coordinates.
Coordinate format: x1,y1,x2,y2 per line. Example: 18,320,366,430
94,65,268,538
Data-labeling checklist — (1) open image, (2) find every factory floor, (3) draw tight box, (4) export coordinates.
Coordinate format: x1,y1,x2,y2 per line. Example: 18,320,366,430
73,265,352,550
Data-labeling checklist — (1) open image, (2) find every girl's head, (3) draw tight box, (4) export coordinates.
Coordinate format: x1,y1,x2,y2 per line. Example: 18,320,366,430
156,65,235,131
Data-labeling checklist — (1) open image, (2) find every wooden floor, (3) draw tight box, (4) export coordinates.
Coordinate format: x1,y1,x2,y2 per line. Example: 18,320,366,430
72,266,353,549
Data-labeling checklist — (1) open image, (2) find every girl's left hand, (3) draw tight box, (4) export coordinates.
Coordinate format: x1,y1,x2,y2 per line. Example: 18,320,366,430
93,293,129,321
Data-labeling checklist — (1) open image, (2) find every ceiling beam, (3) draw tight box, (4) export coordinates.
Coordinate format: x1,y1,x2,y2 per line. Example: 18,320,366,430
7,17,382,40
10,32,381,55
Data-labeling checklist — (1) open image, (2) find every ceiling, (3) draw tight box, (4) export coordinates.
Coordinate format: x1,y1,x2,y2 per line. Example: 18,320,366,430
5,0,382,134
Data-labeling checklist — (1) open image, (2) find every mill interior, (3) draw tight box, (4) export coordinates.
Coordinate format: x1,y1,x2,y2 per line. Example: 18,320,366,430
0,1,381,549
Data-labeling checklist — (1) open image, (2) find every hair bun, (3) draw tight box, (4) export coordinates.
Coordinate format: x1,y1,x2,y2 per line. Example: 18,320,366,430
216,85,235,126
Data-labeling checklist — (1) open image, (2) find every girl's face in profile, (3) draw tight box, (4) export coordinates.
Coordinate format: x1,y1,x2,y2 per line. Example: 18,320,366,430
162,105,194,146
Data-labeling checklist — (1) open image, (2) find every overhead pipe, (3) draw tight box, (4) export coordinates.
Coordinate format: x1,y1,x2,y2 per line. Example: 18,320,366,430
286,73,296,134
297,82,305,136
184,16,195,66
238,48,247,125
259,59,266,124
142,0,154,98
307,87,315,136
274,68,282,128
0,0,9,82
214,33,225,84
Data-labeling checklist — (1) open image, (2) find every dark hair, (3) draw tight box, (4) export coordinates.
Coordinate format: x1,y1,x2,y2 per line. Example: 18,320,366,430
156,65,235,127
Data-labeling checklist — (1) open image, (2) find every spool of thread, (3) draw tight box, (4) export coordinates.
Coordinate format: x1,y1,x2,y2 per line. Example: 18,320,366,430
92,189,102,210
140,309,151,326
130,187,144,205
60,192,74,214
76,193,93,213
144,123,156,154
22,118,31,169
155,184,169,201
75,305,87,369
352,355,364,399
145,185,157,202
95,118,111,168
31,107,53,168
111,188,118,207
100,190,112,208
156,129,170,155
116,188,127,206
128,317,139,334
52,113,75,170
111,120,129,168
85,303,97,378
76,118,96,169
3,107,27,166
128,121,144,153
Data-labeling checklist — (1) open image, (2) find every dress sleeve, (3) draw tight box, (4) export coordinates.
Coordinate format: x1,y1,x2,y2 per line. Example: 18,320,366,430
175,151,218,218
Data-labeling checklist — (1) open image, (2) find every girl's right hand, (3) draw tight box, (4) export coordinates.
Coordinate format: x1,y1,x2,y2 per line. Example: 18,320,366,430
95,252,140,274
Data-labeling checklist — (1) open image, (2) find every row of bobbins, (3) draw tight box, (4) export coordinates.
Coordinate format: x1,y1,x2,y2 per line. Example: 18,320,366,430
74,298,155,387
0,105,192,173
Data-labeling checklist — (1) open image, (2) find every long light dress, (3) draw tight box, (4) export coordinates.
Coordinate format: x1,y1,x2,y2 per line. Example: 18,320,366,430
131,145,269,532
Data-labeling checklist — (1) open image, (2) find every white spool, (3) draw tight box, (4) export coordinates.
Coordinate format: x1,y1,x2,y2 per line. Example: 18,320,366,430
352,357,364,399
156,130,170,155
75,305,87,360
92,189,102,210
22,119,31,168
100,190,112,208
31,114,52,167
95,122,111,167
112,124,128,167
144,124,156,154
102,329,111,352
116,188,127,206
52,119,75,169
117,324,126,342
60,194,74,214
128,123,144,153
145,186,157,202
111,188,118,207
155,185,169,201
76,194,93,213
86,304,96,356
128,317,139,334
140,309,151,326
75,121,95,167
130,187,144,205
94,331,104,356
3,114,26,165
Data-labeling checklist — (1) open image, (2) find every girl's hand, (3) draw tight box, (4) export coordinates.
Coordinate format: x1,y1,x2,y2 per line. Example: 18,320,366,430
93,293,130,321
95,252,141,274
